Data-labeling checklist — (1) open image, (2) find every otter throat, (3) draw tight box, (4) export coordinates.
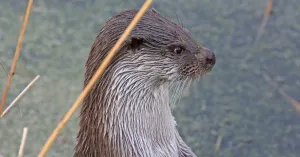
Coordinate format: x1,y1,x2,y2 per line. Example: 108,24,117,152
100,60,179,156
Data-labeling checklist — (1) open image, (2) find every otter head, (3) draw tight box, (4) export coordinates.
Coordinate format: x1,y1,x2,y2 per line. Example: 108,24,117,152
76,9,214,157
125,9,215,82
88,9,216,87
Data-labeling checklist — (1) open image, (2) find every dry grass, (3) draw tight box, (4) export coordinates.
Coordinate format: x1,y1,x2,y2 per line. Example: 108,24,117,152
1,75,40,118
256,0,300,114
0,1,35,157
0,62,8,76
262,72,300,114
0,0,34,115
17,127,28,157
255,0,273,42
214,135,223,152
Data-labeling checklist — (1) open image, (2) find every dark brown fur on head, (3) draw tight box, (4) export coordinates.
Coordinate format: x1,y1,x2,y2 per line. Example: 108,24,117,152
74,8,215,157
85,9,215,84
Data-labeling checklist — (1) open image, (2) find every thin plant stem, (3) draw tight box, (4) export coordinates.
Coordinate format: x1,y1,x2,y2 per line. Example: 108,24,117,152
0,62,8,76
0,75,40,118
0,0,34,115
255,0,273,43
18,127,28,157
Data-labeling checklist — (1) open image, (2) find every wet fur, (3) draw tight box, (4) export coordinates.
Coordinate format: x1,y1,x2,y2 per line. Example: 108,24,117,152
74,9,213,157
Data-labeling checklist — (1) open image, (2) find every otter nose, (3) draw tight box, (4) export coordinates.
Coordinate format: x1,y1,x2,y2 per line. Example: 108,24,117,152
203,48,216,67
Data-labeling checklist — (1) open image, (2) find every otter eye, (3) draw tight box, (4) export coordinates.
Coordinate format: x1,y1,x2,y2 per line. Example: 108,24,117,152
173,47,183,54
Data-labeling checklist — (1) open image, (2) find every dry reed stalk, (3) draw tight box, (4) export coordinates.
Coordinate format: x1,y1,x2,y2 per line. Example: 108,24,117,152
262,72,300,113
215,135,223,152
256,0,273,42
18,127,28,157
0,0,34,115
37,0,153,156
280,92,300,113
0,75,40,118
0,62,8,76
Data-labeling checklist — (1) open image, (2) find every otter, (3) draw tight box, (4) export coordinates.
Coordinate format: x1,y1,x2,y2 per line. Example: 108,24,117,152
74,9,216,157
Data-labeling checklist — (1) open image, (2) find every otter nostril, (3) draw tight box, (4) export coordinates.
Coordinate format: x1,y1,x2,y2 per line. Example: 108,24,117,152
206,58,214,65
204,49,216,66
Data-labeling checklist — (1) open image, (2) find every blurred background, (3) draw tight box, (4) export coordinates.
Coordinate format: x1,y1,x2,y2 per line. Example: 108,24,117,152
0,0,299,156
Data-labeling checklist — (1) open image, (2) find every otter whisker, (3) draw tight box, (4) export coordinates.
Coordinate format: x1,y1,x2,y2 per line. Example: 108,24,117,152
169,78,190,107
169,80,181,107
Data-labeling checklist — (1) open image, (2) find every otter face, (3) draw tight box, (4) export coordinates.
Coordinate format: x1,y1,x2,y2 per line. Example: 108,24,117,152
124,9,216,82
92,9,216,84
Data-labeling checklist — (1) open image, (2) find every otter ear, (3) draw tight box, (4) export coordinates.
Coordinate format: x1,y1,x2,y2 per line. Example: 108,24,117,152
126,37,144,53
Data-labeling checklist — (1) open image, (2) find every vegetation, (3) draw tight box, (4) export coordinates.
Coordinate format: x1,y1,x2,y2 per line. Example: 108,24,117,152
0,0,299,156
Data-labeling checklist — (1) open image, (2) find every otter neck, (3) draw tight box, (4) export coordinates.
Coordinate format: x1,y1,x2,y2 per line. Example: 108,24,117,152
75,62,179,157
